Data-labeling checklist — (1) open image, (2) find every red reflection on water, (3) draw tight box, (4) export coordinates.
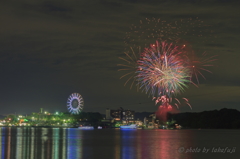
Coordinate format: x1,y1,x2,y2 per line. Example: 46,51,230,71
136,129,194,159
157,129,195,159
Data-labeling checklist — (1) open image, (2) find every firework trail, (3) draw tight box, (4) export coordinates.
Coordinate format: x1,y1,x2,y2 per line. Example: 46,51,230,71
182,48,218,85
118,47,141,89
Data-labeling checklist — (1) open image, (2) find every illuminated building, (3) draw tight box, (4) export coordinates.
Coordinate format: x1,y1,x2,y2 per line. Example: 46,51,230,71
105,108,135,123
144,114,158,129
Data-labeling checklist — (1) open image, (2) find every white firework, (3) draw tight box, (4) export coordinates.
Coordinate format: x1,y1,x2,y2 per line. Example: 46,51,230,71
67,93,84,114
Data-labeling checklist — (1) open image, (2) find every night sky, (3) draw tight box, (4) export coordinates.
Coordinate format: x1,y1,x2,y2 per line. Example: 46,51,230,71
1,0,240,115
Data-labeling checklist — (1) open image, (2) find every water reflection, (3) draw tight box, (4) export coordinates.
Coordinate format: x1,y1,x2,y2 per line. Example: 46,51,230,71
0,127,6,158
114,130,120,159
0,127,195,159
67,128,82,159
0,127,68,159
120,129,194,159
120,129,137,159
1,127,239,159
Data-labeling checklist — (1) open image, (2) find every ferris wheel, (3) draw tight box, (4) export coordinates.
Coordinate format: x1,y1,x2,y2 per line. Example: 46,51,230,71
67,93,84,114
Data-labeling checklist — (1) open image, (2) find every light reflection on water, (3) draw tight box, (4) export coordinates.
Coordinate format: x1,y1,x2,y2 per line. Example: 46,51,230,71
0,127,239,159
119,129,194,159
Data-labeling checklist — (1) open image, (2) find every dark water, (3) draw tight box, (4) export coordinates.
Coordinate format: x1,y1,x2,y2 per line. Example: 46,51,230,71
0,127,239,159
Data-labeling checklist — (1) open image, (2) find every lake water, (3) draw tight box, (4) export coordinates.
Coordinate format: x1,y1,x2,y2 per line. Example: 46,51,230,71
0,127,239,159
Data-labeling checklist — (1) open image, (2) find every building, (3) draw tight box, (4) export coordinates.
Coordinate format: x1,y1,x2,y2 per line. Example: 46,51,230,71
144,114,159,129
105,107,135,123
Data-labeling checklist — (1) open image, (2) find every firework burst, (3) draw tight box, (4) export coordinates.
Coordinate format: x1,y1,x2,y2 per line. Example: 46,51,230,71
119,40,216,113
119,17,216,115
136,41,191,97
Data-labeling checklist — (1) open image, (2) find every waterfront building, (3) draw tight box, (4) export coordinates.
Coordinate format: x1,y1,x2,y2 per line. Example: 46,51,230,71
105,108,135,123
144,114,159,129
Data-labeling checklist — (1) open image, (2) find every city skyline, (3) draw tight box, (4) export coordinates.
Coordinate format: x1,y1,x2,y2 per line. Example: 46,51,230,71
1,0,240,115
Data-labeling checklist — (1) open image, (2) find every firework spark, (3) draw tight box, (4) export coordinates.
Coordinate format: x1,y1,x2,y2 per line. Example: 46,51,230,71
154,95,191,121
124,17,215,49
153,96,192,110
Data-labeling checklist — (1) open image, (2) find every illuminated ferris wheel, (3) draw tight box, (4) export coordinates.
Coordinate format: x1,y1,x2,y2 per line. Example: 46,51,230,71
67,93,84,114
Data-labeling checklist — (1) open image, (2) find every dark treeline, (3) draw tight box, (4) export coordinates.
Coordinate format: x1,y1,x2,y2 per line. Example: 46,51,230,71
73,112,104,127
168,108,240,129
75,112,103,122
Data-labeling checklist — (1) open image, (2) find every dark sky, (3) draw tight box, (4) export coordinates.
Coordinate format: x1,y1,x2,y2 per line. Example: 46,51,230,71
0,0,240,115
